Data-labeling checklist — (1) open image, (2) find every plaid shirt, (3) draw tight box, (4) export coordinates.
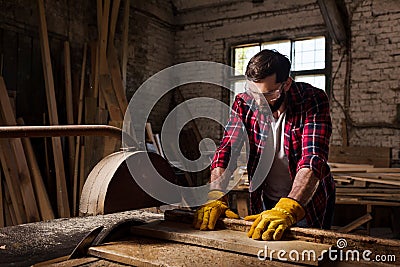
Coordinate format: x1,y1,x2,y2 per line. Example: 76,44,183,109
211,81,335,228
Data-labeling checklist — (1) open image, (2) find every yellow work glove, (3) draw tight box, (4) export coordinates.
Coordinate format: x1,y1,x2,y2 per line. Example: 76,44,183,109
244,197,305,241
193,190,239,230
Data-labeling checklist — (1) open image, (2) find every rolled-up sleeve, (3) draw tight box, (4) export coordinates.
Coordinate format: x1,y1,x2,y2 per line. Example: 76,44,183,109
296,90,332,180
211,95,246,172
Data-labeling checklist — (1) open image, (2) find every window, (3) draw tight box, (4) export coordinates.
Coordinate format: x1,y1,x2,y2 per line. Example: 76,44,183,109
230,36,328,103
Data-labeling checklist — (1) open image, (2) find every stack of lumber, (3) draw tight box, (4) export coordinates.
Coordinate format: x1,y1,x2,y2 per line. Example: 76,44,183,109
330,162,400,234
0,0,131,226
330,162,400,206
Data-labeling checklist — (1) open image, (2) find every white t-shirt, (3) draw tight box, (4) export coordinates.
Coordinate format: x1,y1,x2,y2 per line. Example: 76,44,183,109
263,111,293,201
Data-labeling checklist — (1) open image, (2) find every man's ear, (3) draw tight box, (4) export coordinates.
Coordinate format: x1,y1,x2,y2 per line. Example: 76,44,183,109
283,77,292,92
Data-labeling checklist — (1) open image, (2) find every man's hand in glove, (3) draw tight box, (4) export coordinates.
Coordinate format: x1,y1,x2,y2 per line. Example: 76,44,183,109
244,197,305,241
193,190,239,230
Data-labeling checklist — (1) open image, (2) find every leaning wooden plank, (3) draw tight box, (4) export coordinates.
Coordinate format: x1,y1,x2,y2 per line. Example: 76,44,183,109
37,0,70,218
0,140,26,224
64,41,75,185
90,41,100,99
99,0,110,75
3,181,17,226
0,167,4,227
131,220,331,266
338,213,373,233
145,122,159,154
97,0,123,121
121,0,129,88
18,118,55,221
107,0,121,47
72,43,87,216
99,67,123,121
108,44,128,114
0,77,40,222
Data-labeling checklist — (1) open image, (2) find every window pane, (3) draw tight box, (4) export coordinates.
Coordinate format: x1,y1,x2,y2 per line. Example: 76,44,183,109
295,75,326,91
230,80,246,104
234,45,260,75
292,37,325,71
261,40,291,58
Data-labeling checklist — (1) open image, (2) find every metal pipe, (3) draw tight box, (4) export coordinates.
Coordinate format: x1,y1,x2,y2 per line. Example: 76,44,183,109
0,125,122,139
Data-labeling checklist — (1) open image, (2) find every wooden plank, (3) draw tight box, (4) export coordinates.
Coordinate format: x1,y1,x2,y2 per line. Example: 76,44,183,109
3,182,17,226
154,134,164,158
334,173,400,187
328,145,391,167
331,167,367,173
336,198,400,206
89,236,291,267
108,0,120,47
121,0,130,88
90,41,100,99
317,0,347,45
0,144,25,225
164,209,400,259
338,213,373,233
108,44,128,114
0,167,4,227
37,0,70,218
145,122,159,154
328,162,374,169
99,0,110,75
64,41,75,186
0,77,40,222
79,142,86,201
17,118,55,221
131,220,331,266
72,43,87,216
41,257,100,267
366,168,400,173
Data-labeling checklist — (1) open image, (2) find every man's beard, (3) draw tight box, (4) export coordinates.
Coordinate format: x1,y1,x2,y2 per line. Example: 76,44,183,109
269,91,285,113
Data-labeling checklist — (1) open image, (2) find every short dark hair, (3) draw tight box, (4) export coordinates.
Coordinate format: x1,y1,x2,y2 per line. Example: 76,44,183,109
245,49,291,83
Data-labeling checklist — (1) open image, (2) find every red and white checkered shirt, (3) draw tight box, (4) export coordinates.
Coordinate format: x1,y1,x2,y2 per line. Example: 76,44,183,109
211,81,335,228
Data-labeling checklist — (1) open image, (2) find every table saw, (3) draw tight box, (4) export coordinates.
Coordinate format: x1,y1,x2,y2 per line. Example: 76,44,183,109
0,125,399,266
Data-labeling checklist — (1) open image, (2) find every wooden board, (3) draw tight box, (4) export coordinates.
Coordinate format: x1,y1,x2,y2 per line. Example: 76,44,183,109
130,220,331,266
121,0,129,88
0,77,40,222
0,168,4,227
164,209,400,260
0,140,26,224
64,41,75,185
18,118,55,221
37,0,70,218
89,236,292,267
328,145,391,168
334,173,400,187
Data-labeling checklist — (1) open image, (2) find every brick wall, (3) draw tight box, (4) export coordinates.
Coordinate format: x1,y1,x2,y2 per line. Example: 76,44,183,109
171,0,400,163
330,0,400,163
2,0,399,163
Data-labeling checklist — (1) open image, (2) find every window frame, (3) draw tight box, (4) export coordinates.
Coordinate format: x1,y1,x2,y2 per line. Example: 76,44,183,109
228,35,332,100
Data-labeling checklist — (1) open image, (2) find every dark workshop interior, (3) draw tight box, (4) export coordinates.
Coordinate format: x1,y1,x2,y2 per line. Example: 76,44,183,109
0,0,399,266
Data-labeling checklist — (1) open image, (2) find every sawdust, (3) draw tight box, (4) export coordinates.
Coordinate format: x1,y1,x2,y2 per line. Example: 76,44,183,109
0,210,163,267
